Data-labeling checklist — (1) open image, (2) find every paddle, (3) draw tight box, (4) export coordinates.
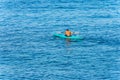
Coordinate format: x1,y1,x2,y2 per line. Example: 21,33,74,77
56,31,80,35
72,32,80,35
56,31,63,34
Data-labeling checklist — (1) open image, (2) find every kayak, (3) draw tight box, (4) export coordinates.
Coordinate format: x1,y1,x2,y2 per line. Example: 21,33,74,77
54,33,83,40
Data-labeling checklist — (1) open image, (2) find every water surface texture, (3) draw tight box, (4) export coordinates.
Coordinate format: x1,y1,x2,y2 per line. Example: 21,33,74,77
0,0,120,80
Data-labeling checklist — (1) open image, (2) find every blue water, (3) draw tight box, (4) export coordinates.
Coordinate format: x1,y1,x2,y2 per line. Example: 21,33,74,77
0,0,120,80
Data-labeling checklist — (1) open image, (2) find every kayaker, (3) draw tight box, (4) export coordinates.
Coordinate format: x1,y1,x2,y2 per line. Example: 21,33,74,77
65,29,72,37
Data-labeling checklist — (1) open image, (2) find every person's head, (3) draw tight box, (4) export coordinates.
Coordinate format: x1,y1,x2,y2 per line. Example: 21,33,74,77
66,29,69,31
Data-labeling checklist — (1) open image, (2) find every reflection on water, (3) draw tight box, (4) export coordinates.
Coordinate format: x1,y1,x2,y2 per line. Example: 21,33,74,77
65,39,71,53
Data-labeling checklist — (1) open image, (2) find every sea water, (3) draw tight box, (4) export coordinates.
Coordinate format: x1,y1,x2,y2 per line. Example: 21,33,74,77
0,0,120,80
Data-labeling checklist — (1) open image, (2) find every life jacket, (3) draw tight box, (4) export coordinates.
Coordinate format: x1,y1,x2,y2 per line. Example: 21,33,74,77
65,30,72,36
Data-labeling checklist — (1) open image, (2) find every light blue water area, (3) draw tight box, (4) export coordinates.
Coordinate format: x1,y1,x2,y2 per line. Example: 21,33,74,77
0,0,120,80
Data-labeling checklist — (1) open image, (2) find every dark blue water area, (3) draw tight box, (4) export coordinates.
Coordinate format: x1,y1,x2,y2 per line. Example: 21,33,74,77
0,0,120,80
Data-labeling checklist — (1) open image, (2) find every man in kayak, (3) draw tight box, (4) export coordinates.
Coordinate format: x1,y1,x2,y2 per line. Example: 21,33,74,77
65,29,72,37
